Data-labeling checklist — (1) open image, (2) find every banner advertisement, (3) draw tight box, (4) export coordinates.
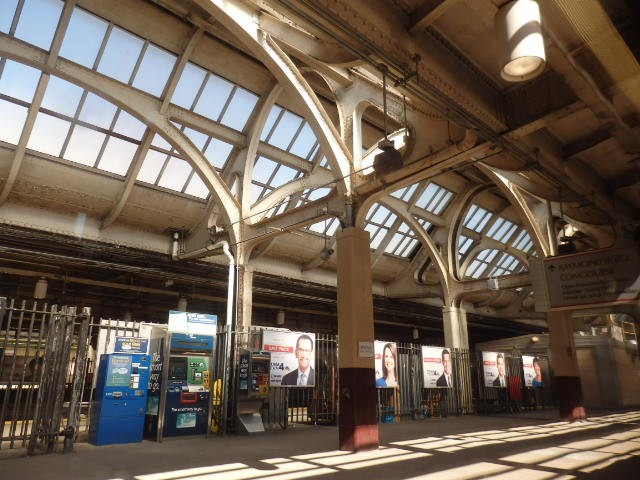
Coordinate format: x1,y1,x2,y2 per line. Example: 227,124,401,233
422,346,453,388
482,351,507,388
262,330,315,387
522,354,544,387
375,341,399,388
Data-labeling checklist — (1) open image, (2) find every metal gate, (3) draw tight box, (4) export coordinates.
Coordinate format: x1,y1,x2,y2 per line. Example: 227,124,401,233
0,298,91,453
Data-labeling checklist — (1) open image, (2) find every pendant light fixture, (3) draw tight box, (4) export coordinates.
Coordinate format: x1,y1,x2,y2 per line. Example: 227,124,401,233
373,65,403,175
319,216,334,261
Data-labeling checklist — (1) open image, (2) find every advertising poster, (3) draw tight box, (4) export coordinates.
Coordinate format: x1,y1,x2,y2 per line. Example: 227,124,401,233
262,330,315,387
375,341,399,388
482,351,507,388
422,346,453,388
522,355,544,387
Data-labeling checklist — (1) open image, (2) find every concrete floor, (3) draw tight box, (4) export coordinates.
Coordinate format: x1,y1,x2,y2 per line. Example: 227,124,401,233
1,409,639,480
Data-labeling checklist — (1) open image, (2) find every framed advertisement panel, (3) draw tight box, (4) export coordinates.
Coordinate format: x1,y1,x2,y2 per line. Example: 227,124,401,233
482,351,507,388
422,346,452,388
262,330,315,387
374,341,399,388
522,354,544,387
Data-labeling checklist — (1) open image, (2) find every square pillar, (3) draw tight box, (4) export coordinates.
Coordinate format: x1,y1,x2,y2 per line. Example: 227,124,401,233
336,227,379,451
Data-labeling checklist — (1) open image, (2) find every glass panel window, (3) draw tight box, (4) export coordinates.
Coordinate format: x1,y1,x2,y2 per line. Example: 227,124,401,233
184,173,209,199
0,60,40,103
487,217,517,243
512,230,534,253
270,164,299,188
260,106,282,142
182,127,209,151
79,93,118,129
97,27,144,84
132,44,176,97
112,110,146,140
98,137,138,175
415,182,454,214
288,122,317,159
64,125,106,167
14,0,63,51
267,110,302,150
220,87,258,131
391,183,418,202
458,235,474,256
171,62,206,110
157,156,191,191
194,74,234,121
59,8,108,68
0,1,19,34
0,99,28,144
463,204,493,232
137,149,167,184
204,138,233,170
41,75,84,117
416,217,433,233
27,112,70,156
253,156,278,184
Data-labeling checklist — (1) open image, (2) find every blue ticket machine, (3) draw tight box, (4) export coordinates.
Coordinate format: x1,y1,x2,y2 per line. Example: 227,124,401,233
89,353,151,445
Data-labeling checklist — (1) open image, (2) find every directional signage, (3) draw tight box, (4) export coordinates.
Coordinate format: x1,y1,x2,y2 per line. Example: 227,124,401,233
530,247,640,311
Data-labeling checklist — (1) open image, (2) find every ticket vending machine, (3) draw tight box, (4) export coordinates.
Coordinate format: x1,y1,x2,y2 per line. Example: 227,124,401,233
89,353,150,445
237,349,270,433
162,333,213,437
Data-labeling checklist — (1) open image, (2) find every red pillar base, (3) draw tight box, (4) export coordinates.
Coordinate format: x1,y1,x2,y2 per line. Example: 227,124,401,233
553,375,587,421
338,367,379,451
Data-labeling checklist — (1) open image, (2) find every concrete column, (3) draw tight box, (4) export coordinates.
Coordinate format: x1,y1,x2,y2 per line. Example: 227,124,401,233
548,310,586,420
336,227,379,451
235,264,254,331
442,306,469,349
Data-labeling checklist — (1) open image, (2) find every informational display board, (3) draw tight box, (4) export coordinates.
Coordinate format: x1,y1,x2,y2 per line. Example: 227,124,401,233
422,346,452,388
482,351,507,388
114,336,149,354
262,330,315,387
168,311,217,335
375,341,399,388
530,247,640,311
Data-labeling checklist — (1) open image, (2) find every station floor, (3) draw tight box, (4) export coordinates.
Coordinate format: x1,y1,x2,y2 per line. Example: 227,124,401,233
1,409,640,480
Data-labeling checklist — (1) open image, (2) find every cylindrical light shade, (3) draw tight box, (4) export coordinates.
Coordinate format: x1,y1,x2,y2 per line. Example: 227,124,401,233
276,309,285,325
412,327,419,340
177,296,188,312
495,0,546,81
34,277,48,299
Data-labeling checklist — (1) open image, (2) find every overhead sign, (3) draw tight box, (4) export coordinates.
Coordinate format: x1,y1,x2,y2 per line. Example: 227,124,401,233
530,247,639,311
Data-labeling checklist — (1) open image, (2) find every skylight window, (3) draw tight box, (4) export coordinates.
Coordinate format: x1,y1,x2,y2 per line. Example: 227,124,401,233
487,217,518,243
364,203,397,250
40,76,84,117
13,0,62,51
59,8,108,68
416,217,432,233
415,182,454,215
458,234,474,256
463,204,493,232
391,183,418,203
260,105,321,162
466,249,525,279
171,62,258,132
0,100,28,144
511,230,534,253
252,155,304,203
384,223,419,258
0,60,40,103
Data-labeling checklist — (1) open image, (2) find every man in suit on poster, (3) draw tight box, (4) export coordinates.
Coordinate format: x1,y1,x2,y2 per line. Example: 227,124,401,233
493,352,507,387
436,349,453,388
281,334,315,386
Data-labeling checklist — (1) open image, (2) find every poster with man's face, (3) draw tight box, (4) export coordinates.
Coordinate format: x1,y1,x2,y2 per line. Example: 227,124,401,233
374,341,399,388
482,351,506,388
422,346,453,388
262,330,315,387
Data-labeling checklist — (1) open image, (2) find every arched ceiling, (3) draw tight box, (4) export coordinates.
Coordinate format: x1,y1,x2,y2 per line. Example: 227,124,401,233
0,0,638,333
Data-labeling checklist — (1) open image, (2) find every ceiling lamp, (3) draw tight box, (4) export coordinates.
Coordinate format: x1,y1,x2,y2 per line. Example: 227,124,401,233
177,295,188,312
412,327,419,340
276,309,286,325
319,216,334,261
373,66,403,175
495,0,546,82
34,277,48,299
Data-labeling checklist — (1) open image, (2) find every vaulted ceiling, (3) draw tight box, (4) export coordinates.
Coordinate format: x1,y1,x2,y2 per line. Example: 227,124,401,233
0,0,637,341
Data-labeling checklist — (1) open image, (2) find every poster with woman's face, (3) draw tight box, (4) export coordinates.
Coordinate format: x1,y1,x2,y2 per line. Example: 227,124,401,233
262,330,315,387
374,341,398,388
523,354,544,387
